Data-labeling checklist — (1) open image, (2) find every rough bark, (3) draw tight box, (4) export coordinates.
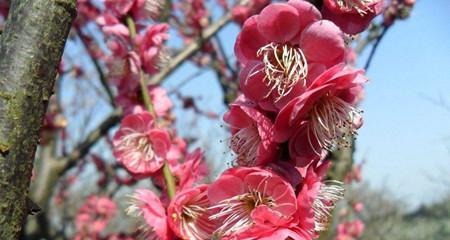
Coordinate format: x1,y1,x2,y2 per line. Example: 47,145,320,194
0,0,76,238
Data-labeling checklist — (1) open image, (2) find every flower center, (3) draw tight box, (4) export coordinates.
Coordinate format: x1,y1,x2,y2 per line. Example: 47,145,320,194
308,96,362,152
178,192,215,240
336,0,375,15
120,130,155,161
256,42,308,101
229,125,260,166
209,187,275,236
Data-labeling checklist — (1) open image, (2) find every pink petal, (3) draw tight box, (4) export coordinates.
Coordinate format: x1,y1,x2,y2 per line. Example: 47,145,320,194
287,0,322,43
239,61,271,102
235,16,268,65
208,175,245,204
300,20,345,67
257,3,301,43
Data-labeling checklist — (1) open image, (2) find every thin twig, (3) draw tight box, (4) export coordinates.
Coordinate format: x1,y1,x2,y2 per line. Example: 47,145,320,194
149,13,232,84
60,109,122,173
364,26,390,71
214,35,237,77
76,30,116,107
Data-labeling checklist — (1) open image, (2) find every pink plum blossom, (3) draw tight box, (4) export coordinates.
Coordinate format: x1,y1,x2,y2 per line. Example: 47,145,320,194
154,148,208,195
127,189,173,239
171,149,208,191
296,161,344,237
135,23,170,74
115,85,173,117
322,0,384,34
336,219,365,240
168,185,217,239
96,13,130,37
274,64,367,166
107,48,141,92
207,167,297,238
223,96,278,166
75,196,117,237
236,0,346,111
113,111,171,175
104,0,163,20
231,0,270,25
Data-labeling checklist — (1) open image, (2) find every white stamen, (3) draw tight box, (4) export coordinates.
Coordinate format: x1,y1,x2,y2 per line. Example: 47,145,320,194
209,182,275,236
254,43,308,101
312,181,344,232
118,128,155,162
177,191,215,240
229,125,260,166
126,194,160,240
308,96,362,153
336,0,375,16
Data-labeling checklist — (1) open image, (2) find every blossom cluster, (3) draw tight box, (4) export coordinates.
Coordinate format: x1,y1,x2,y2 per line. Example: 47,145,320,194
70,0,384,239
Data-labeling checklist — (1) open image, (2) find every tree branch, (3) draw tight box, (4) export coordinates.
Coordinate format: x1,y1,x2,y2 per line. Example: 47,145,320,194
0,0,76,238
364,26,390,71
76,30,116,107
150,13,232,84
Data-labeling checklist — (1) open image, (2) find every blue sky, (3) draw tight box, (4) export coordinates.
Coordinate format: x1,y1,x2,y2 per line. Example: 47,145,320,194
354,0,450,208
163,0,450,209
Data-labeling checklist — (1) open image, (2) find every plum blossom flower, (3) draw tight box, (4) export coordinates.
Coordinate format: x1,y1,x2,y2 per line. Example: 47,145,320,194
135,23,170,74
336,219,365,240
296,161,344,237
231,0,270,25
208,167,297,237
75,196,117,236
171,149,208,191
96,13,130,37
322,0,384,34
274,64,367,165
223,96,278,166
166,136,187,163
154,148,209,195
104,0,163,20
168,185,217,239
113,111,171,174
179,0,209,35
107,46,142,92
236,0,346,111
352,202,364,213
127,189,173,239
131,0,164,20
115,85,173,117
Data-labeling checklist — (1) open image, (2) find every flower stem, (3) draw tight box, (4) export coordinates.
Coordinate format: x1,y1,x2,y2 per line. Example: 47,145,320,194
125,15,136,38
163,162,177,199
127,15,177,199
139,71,155,117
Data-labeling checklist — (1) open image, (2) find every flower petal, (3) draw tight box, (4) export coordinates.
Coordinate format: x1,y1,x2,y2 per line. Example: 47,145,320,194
300,20,345,67
257,3,301,43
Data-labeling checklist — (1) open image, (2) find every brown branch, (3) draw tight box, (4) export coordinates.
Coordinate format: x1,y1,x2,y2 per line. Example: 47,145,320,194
76,29,116,107
60,109,122,173
0,0,76,238
214,36,237,78
364,26,390,71
150,13,232,84
28,109,122,238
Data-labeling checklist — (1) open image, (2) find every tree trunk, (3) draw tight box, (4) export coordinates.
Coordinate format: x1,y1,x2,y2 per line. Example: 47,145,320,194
0,0,76,238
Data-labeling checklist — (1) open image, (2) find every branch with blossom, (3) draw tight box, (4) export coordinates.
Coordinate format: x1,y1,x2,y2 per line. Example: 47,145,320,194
0,0,415,239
